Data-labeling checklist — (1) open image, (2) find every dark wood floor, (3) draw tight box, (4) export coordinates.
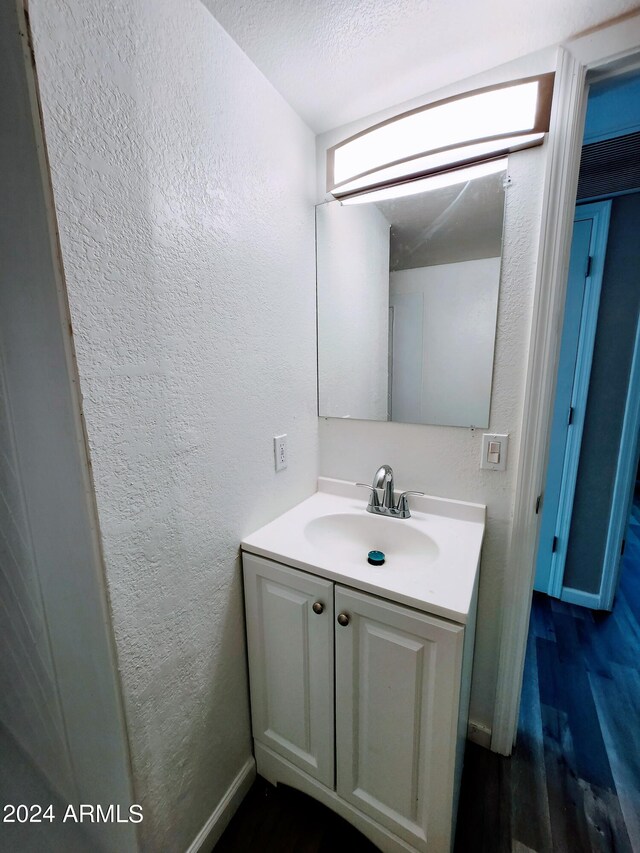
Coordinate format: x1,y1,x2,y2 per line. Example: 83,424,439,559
215,781,379,853
456,498,640,853
216,501,640,853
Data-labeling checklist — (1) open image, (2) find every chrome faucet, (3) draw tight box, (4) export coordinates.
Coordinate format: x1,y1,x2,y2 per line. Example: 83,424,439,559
373,464,395,511
357,465,424,519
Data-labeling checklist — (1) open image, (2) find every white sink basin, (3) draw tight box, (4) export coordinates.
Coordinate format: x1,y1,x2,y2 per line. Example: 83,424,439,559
242,477,485,623
303,511,439,570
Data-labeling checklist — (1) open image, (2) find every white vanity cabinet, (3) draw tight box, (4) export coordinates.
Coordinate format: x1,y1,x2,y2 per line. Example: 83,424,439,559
242,552,472,853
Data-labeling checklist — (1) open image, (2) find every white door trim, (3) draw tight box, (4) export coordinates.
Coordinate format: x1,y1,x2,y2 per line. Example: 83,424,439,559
491,45,588,756
491,13,640,756
550,201,611,598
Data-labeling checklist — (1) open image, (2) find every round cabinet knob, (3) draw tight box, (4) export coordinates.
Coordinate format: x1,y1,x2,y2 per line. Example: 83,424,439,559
312,601,324,615
337,612,350,627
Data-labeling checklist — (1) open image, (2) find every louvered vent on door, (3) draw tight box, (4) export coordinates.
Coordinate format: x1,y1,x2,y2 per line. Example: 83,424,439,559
577,130,640,199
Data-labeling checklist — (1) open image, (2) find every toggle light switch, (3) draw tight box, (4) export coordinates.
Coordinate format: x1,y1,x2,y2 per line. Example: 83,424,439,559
481,433,509,471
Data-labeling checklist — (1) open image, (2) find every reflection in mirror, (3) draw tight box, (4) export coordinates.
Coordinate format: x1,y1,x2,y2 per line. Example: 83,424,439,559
316,167,506,427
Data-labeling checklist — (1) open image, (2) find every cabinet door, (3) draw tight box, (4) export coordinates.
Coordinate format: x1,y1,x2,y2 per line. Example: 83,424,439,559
243,554,334,788
335,585,464,852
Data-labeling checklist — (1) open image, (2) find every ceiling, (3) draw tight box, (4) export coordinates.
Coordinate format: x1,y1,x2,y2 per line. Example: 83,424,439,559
202,0,638,133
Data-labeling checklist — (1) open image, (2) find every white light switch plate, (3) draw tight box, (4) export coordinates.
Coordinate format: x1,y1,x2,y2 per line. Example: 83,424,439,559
481,433,508,471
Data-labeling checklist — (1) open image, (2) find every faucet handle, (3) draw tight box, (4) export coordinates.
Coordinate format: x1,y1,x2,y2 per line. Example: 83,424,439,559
356,483,381,509
396,490,425,517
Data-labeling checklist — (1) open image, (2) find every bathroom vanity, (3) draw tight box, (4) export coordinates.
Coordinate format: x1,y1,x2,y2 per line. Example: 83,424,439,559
241,478,484,853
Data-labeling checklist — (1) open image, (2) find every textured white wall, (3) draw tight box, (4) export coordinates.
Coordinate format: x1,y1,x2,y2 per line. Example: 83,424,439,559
317,58,553,730
317,202,390,420
29,0,319,849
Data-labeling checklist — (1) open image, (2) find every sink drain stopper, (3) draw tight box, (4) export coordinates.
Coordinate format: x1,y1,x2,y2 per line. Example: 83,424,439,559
367,550,385,566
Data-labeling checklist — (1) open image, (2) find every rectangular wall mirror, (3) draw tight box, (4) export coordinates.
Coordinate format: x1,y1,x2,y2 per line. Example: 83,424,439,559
316,167,507,427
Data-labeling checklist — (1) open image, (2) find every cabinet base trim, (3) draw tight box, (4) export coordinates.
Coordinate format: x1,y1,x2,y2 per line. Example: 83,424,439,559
254,742,421,853
185,757,256,853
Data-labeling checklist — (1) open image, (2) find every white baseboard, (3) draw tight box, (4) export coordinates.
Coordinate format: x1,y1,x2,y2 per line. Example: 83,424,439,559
560,586,602,609
467,719,492,749
185,757,256,853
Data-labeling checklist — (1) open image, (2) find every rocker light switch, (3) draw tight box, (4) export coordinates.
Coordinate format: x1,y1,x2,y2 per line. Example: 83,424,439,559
487,441,501,464
481,433,508,471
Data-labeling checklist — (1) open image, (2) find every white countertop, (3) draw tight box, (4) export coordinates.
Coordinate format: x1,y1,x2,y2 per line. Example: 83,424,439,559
242,478,485,624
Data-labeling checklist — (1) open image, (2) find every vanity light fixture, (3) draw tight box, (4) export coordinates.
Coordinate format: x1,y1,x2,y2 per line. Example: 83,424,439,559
328,73,554,201
339,158,508,205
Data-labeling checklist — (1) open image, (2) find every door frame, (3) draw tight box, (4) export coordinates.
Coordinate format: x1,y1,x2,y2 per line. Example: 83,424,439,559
600,316,640,609
492,16,640,756
545,201,611,601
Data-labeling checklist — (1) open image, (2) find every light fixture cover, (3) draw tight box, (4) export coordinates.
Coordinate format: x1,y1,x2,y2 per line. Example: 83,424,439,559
339,158,508,205
327,73,554,199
